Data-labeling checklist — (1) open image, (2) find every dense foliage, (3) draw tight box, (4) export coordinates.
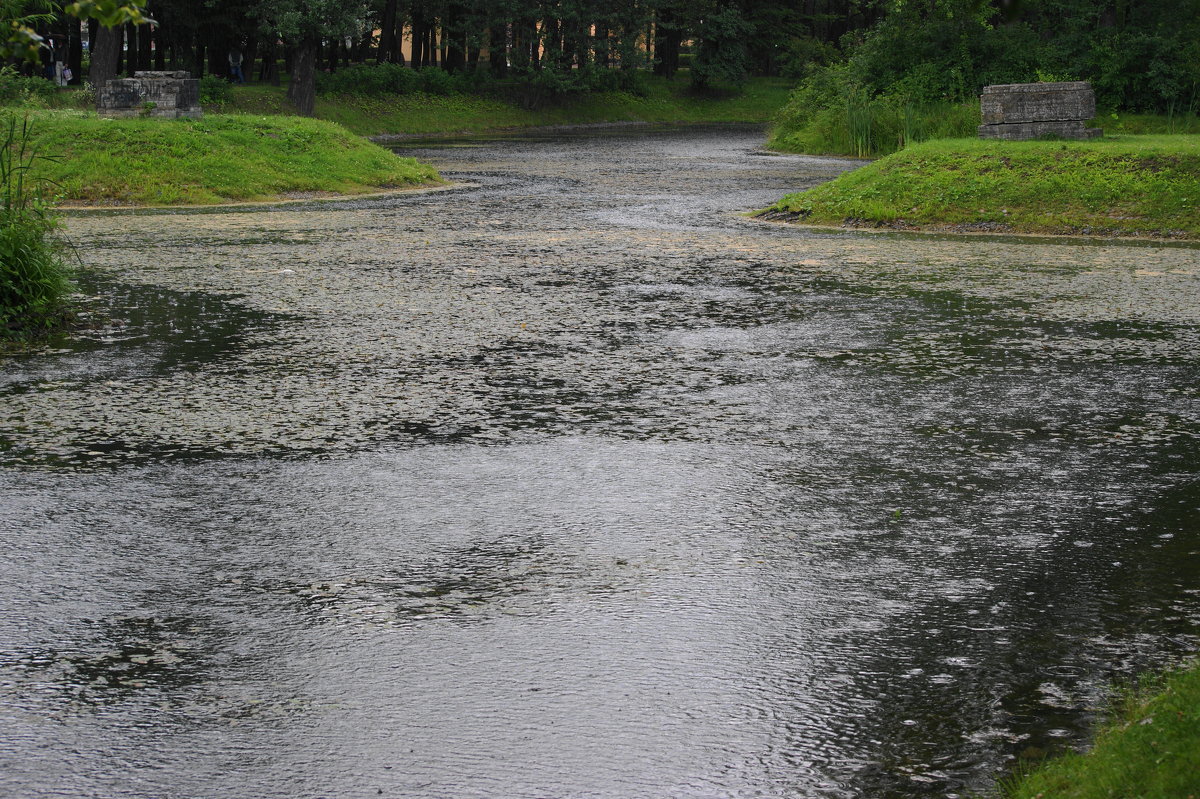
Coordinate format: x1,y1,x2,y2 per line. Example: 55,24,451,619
8,0,1198,120
772,0,1200,156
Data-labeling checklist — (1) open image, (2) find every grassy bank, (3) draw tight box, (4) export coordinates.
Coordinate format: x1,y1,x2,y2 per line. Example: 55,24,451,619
216,75,794,137
767,93,1200,160
761,135,1200,239
13,110,439,206
1000,659,1200,798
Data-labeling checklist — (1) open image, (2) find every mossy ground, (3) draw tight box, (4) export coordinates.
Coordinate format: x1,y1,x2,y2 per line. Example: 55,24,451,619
13,110,440,206
999,660,1200,799
763,135,1200,239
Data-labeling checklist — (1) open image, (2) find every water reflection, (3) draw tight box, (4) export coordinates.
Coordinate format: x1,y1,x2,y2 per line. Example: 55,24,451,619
1,126,1199,798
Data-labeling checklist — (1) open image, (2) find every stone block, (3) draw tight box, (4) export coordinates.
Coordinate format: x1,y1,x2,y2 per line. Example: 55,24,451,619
978,81,1101,140
978,120,1103,140
97,71,202,119
981,81,1095,124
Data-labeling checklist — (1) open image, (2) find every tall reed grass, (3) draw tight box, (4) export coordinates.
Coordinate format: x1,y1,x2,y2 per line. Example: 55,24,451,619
770,94,981,157
0,114,71,338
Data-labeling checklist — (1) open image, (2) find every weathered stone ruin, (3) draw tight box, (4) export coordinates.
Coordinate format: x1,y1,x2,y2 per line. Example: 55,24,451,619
97,71,202,119
978,81,1101,140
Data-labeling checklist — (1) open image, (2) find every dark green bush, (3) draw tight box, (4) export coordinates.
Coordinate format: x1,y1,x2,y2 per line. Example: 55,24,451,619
578,65,649,97
0,67,59,107
315,63,485,97
507,65,578,109
415,66,458,96
199,73,231,105
316,62,420,96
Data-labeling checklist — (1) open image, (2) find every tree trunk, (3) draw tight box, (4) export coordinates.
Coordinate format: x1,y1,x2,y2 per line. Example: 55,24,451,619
653,12,681,77
153,24,165,70
393,20,405,65
68,17,83,84
354,31,371,62
595,26,609,68
410,19,423,68
287,40,318,116
89,24,122,90
244,32,258,81
379,0,399,62
138,22,152,71
207,40,225,76
542,17,559,65
87,18,98,62
488,25,507,75
443,4,464,71
268,44,281,86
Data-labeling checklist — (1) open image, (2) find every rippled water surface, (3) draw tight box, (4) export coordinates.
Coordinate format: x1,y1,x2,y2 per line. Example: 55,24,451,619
3,125,1200,798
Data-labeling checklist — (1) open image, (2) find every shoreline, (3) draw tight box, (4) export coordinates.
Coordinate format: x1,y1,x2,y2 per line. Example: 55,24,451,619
57,180,468,213
751,210,1200,246
365,119,766,144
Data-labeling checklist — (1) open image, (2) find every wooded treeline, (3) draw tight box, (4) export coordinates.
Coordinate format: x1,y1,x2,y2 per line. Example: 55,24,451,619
27,0,1200,114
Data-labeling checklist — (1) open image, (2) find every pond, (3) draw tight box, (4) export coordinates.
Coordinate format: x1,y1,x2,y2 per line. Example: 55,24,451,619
2,124,1199,798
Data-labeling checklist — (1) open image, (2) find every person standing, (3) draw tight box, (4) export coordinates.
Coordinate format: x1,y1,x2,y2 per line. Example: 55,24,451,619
228,49,245,84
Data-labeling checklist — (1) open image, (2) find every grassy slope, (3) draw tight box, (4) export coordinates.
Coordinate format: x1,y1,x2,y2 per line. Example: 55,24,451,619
219,76,794,137
1001,660,1200,799
764,135,1200,238
18,110,439,205
6,76,788,206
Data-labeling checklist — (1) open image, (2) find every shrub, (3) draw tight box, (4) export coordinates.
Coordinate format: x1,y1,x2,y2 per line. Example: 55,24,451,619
0,115,70,337
199,73,231,105
314,63,492,98
508,64,578,109
778,37,841,80
316,62,420,96
415,66,457,96
0,66,59,107
578,65,649,97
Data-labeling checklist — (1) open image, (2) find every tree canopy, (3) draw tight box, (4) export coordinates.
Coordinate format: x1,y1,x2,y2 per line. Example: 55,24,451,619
7,0,1198,115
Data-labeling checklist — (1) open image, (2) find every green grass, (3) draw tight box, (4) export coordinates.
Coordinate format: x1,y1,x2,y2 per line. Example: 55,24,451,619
762,135,1200,238
999,659,1200,799
217,75,794,137
15,110,440,205
1093,112,1200,136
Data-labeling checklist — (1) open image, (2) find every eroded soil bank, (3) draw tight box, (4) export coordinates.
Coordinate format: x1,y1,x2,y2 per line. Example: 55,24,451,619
2,125,1199,799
